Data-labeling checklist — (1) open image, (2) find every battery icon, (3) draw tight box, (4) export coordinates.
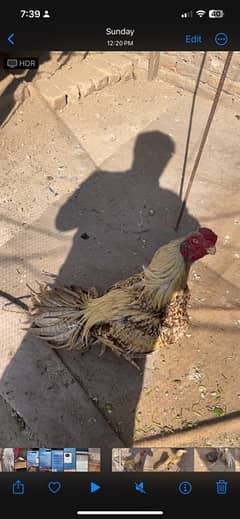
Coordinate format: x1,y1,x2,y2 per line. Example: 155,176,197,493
6,58,18,68
209,9,224,18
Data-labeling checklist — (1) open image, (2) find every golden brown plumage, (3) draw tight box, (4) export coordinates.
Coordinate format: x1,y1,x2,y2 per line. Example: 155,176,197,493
28,227,217,367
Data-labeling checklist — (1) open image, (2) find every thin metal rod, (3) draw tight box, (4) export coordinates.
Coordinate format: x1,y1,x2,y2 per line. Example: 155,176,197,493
179,52,207,200
175,51,233,231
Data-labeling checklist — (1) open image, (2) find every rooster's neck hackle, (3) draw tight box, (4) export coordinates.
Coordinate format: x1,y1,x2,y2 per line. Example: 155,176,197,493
80,236,189,341
142,237,188,310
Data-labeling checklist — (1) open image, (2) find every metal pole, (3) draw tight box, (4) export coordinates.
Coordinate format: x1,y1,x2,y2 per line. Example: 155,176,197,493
175,51,233,231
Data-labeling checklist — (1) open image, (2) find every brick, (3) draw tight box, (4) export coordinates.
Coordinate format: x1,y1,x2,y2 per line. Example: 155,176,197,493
222,78,240,96
85,56,121,84
13,82,30,103
132,67,148,80
207,54,225,74
66,67,95,97
67,61,109,92
28,79,67,110
174,51,195,63
50,70,80,102
80,64,109,91
159,53,177,71
207,74,219,90
101,53,133,80
207,74,240,97
176,61,209,83
127,52,149,71
66,61,109,95
227,65,240,82
159,68,195,93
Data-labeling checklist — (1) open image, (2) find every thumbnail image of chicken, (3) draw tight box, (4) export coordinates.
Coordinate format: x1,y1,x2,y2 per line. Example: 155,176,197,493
28,227,217,368
112,448,194,472
194,448,240,471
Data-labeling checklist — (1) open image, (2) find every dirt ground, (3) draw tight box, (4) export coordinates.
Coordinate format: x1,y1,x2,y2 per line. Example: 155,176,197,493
0,52,240,446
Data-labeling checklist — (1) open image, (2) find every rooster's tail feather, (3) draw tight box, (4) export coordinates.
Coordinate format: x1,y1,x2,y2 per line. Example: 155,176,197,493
28,283,98,350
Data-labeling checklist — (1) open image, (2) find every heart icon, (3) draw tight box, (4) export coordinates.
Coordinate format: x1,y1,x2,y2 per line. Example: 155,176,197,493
48,481,62,494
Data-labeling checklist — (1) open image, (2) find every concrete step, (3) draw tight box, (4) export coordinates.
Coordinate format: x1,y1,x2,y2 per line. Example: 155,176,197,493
28,53,134,110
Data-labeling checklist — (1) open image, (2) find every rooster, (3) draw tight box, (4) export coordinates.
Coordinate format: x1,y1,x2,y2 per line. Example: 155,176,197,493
29,227,217,368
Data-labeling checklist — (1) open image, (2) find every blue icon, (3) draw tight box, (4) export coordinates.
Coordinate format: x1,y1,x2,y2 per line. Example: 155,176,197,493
185,34,203,44
178,481,192,495
12,480,25,495
214,32,228,46
48,481,62,494
216,480,228,495
90,482,101,493
7,32,15,45
135,481,146,494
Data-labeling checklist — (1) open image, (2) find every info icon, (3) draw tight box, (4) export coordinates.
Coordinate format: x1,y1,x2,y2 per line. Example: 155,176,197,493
178,480,192,495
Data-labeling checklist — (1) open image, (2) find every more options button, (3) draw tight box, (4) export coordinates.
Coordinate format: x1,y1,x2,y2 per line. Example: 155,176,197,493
214,32,229,46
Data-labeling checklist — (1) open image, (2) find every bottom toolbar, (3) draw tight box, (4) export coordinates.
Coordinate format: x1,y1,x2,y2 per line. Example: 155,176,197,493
0,473,238,518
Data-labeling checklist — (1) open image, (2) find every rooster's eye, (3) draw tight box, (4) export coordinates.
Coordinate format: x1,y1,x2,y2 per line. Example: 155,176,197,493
192,238,199,244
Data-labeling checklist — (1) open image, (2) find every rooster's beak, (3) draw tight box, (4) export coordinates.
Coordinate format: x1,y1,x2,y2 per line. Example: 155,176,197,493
207,246,216,255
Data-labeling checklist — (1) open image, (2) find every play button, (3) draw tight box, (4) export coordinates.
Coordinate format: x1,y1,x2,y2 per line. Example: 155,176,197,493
90,482,101,493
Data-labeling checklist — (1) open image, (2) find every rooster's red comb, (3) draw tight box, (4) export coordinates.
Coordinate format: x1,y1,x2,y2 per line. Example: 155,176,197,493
198,227,218,245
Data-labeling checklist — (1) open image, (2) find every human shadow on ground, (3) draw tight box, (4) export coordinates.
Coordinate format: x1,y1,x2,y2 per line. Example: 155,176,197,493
0,129,200,446
53,130,200,445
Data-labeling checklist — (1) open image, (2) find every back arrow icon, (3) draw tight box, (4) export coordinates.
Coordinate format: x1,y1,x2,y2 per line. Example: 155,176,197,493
8,33,15,45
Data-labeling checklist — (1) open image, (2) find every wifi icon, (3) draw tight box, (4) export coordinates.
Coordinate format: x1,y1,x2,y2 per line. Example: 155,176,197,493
196,9,206,17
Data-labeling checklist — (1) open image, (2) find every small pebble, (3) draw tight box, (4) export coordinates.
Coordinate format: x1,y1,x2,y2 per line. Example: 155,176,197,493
223,235,230,245
192,271,201,280
233,320,240,326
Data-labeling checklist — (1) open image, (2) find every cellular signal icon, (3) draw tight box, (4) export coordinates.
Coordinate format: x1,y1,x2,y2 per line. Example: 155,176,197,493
181,10,193,18
196,10,207,17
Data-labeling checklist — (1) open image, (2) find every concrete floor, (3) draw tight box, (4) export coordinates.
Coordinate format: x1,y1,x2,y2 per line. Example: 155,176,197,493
0,57,240,446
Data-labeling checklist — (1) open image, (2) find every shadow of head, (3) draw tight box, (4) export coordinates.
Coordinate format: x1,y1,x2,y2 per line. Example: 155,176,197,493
132,131,175,177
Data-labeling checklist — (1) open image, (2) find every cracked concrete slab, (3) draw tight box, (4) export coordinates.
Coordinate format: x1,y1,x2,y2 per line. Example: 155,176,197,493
0,395,38,445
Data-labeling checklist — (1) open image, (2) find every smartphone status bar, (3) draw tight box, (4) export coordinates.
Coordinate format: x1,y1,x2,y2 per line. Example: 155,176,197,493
1,10,240,51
